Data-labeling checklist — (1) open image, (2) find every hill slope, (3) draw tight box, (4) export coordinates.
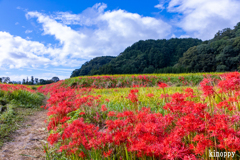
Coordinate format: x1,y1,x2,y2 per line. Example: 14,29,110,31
71,38,202,77
176,22,240,72
70,56,116,77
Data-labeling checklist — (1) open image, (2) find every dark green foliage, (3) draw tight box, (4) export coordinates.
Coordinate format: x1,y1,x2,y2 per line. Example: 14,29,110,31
71,38,201,77
22,79,25,84
177,22,240,72
35,78,38,84
23,77,59,85
155,66,190,73
31,76,34,85
90,38,201,75
71,56,116,77
51,77,60,82
39,79,54,85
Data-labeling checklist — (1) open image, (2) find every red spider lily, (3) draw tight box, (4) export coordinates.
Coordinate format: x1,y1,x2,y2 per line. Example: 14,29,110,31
103,150,112,157
79,151,86,158
48,133,60,145
160,93,170,99
199,78,214,97
146,93,154,98
184,88,195,98
158,82,168,89
126,89,139,104
108,111,115,117
0,83,36,93
79,112,85,115
101,104,107,112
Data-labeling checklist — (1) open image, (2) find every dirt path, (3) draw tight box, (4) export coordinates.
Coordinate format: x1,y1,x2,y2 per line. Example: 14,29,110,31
0,109,48,160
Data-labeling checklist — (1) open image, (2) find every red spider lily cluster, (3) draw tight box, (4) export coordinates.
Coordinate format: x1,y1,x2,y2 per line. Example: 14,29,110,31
178,76,189,86
40,72,240,159
0,83,36,93
126,89,139,103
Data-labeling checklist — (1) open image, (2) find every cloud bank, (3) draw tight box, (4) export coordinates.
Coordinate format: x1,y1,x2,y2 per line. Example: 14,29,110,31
27,3,171,59
0,31,52,69
155,0,240,39
0,3,172,71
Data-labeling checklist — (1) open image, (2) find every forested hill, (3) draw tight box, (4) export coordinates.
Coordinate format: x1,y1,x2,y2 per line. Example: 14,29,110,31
70,38,202,77
176,22,240,72
70,56,116,77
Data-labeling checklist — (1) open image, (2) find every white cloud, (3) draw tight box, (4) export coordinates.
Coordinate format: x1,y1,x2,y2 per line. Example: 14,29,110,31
15,22,19,25
25,30,32,33
0,31,53,69
154,4,165,10
171,34,176,38
16,6,22,10
154,0,171,10
165,0,240,40
26,3,171,59
179,35,190,38
0,3,171,78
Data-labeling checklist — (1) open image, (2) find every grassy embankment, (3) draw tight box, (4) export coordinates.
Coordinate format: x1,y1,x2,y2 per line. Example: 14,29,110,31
0,84,45,147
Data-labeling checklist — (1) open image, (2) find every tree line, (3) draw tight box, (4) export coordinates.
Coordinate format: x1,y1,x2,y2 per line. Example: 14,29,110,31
0,76,60,85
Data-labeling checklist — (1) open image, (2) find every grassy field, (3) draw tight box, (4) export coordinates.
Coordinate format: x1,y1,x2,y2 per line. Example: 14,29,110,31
38,72,240,160
62,72,223,89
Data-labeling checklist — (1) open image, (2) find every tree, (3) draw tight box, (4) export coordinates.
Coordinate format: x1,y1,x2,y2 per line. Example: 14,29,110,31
51,77,60,82
0,78,2,83
12,81,20,84
31,76,34,85
26,77,29,84
22,79,26,84
70,56,116,77
2,77,10,83
216,65,228,72
143,65,155,73
39,79,54,85
35,78,38,84
39,79,45,84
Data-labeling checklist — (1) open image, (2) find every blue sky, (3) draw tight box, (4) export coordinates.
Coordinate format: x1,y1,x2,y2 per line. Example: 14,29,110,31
1,0,240,82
